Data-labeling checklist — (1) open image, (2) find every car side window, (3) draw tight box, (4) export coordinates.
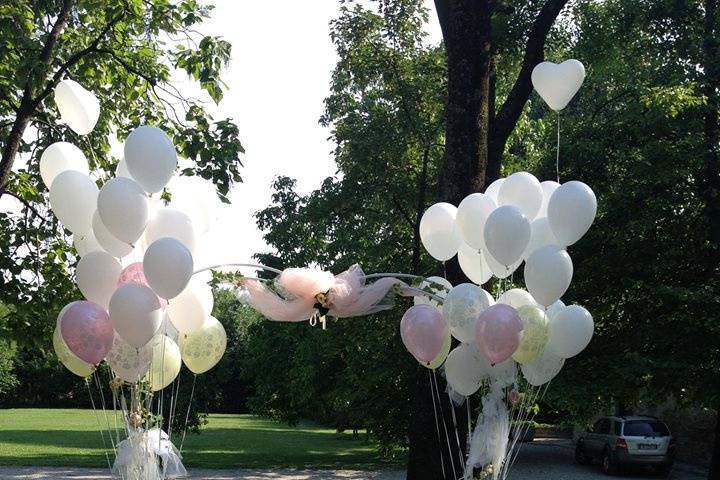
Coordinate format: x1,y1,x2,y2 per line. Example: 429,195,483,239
593,419,604,433
596,419,610,434
613,421,622,435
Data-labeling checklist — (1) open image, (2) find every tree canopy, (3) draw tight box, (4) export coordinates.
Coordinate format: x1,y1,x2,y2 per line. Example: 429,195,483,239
0,0,243,404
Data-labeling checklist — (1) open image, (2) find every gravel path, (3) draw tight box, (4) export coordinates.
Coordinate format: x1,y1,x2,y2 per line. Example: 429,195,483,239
0,441,707,479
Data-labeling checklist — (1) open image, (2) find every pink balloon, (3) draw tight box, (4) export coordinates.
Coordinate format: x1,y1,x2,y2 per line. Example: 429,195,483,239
117,262,167,308
475,304,523,365
400,305,449,364
60,301,114,365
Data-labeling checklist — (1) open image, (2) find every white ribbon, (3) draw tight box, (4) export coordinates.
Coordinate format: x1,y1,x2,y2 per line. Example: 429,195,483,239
113,428,187,479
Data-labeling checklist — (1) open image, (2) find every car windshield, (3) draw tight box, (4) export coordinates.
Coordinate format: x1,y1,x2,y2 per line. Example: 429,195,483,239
623,420,669,437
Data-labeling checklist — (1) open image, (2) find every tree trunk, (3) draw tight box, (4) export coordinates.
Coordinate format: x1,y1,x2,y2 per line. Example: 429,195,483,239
710,405,720,480
435,0,493,207
0,0,75,197
406,1,570,478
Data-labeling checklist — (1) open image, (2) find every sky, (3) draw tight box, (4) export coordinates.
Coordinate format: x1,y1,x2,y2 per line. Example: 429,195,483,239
190,0,442,268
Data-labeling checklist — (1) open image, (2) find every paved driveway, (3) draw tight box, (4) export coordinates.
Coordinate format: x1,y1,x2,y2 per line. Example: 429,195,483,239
0,441,707,479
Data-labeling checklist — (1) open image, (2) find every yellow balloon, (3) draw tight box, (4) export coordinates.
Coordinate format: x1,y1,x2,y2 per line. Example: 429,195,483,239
512,305,549,364
148,335,181,391
52,327,94,377
179,316,227,374
424,333,452,370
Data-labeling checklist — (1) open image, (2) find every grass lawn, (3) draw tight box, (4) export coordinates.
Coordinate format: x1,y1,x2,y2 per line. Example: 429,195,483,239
0,409,403,470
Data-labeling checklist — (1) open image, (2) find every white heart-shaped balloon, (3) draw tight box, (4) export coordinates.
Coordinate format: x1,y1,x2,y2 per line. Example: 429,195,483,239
531,60,585,111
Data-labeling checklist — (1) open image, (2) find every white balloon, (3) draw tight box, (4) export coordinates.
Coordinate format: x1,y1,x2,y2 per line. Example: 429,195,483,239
167,176,218,234
40,142,88,188
420,203,461,261
482,357,517,387
497,288,538,310
545,299,565,321
547,180,597,246
115,158,133,179
458,243,492,285
92,211,133,258
97,177,148,244
485,178,504,204
531,60,586,111
546,305,594,358
483,205,530,267
524,245,573,307
54,79,100,135
442,283,490,343
144,209,196,253
143,238,193,300
521,347,565,386
482,247,521,279
76,251,122,308
481,289,495,307
109,283,163,348
498,171,543,220
106,333,152,383
538,181,560,218
167,279,212,334
124,125,177,193
49,170,98,235
456,193,496,249
444,343,487,396
524,216,559,259
148,334,182,391
73,230,104,257
413,276,452,312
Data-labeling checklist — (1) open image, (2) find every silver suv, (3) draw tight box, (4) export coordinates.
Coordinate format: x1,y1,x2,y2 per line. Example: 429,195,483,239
575,415,675,476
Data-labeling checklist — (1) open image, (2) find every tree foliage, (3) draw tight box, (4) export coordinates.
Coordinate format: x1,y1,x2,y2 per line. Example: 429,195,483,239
0,0,243,405
246,0,720,464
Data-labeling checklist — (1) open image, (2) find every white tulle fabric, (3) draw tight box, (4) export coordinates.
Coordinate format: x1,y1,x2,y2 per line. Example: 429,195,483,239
243,264,404,322
466,381,509,480
113,428,186,479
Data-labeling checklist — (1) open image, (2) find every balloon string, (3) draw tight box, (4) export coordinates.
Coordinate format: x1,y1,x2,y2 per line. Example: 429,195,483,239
86,378,113,472
556,111,561,183
428,370,447,480
432,370,458,480
94,371,117,456
168,370,182,440
446,389,466,475
179,374,197,453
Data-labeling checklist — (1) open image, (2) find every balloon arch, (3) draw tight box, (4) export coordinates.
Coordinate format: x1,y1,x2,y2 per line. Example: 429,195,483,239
46,60,594,480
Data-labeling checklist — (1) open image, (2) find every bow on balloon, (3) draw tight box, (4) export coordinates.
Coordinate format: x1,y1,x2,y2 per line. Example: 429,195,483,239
240,264,406,327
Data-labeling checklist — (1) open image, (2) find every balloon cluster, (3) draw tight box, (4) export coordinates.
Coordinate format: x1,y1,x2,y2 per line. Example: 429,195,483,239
46,80,227,388
404,168,597,392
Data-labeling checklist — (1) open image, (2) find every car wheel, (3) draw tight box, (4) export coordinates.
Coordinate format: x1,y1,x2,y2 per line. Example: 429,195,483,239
601,448,618,475
575,442,590,465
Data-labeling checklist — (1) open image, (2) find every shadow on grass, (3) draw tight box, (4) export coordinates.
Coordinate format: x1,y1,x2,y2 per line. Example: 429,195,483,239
0,428,402,470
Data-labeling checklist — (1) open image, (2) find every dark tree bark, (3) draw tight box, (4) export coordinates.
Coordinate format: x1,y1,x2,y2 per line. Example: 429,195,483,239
711,405,720,480
0,0,75,196
701,1,720,478
0,1,123,199
406,1,569,479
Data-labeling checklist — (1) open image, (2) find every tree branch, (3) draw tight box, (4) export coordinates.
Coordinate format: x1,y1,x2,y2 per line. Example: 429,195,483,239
489,0,570,177
3,190,49,224
29,10,126,111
